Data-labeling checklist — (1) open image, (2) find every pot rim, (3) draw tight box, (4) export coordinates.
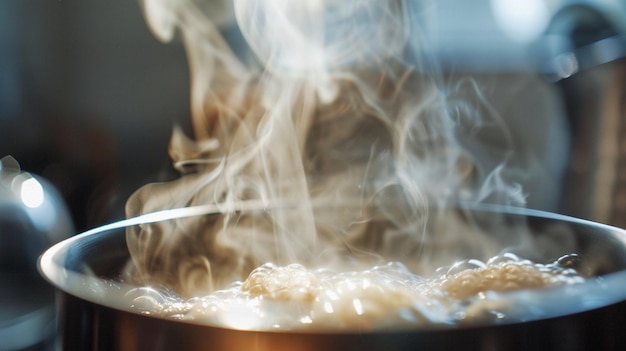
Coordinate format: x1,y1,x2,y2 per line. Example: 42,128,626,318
38,203,626,334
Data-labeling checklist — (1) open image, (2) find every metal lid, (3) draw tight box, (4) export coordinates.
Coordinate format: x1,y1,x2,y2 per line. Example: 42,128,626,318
0,155,74,350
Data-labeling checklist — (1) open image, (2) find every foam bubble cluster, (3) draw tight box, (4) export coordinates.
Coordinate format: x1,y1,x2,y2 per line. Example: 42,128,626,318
125,253,585,330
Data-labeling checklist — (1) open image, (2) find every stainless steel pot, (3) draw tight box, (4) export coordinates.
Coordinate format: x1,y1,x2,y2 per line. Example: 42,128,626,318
39,205,626,350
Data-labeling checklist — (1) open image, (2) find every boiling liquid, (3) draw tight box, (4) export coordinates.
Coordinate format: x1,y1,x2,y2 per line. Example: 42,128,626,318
125,253,584,330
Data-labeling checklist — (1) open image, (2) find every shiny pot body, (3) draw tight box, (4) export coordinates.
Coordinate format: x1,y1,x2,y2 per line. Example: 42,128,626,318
57,293,626,351
41,206,626,350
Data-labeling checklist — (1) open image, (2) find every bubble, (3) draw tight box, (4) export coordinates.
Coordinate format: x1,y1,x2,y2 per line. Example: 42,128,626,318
556,254,583,270
125,287,167,313
486,252,520,266
446,259,487,276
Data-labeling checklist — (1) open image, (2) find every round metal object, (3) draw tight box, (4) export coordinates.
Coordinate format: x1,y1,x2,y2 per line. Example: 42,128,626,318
40,205,626,350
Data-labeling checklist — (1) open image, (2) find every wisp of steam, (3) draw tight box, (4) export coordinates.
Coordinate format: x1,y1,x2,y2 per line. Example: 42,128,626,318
124,0,534,301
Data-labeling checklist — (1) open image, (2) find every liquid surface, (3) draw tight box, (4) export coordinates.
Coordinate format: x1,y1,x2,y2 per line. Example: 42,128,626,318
125,253,585,331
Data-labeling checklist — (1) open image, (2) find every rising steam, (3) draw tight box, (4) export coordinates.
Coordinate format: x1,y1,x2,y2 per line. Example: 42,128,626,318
125,0,527,297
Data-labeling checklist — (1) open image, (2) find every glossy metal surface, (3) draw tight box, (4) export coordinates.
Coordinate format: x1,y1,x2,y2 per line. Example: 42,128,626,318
40,206,626,350
0,156,73,350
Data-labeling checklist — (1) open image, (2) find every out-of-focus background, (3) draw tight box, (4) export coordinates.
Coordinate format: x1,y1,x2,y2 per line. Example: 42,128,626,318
1,0,626,229
0,0,191,231
1,0,626,350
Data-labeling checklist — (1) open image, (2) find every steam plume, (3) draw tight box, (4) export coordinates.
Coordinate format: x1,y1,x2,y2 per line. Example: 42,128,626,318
126,0,526,297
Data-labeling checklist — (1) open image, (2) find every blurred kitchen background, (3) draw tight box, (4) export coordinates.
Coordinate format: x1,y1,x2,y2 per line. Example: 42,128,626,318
1,0,626,349
0,0,192,231
1,0,626,233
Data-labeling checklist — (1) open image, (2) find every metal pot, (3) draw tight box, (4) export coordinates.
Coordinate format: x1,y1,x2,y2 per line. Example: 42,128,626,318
39,205,626,350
